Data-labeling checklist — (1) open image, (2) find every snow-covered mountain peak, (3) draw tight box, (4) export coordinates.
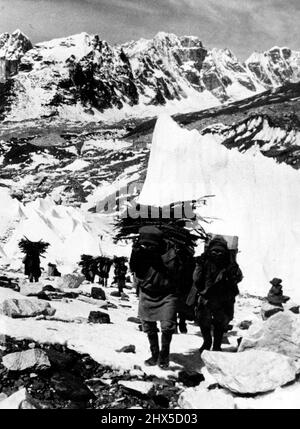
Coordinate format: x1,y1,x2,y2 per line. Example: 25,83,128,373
0,29,299,123
32,32,94,63
0,30,33,82
0,30,32,61
153,31,178,43
245,46,300,87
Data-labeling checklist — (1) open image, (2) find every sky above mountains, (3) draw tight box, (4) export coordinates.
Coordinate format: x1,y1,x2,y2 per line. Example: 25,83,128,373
0,0,299,59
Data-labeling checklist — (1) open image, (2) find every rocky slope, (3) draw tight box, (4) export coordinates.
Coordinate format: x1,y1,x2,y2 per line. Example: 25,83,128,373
127,82,300,165
0,82,299,209
1,273,300,409
246,47,300,87
0,30,299,124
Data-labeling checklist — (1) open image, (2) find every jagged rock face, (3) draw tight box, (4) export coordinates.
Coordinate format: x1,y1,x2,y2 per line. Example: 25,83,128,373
0,85,299,207
200,48,263,101
62,36,139,112
0,30,32,82
4,32,140,121
1,31,300,122
203,113,300,169
122,32,208,105
246,47,300,87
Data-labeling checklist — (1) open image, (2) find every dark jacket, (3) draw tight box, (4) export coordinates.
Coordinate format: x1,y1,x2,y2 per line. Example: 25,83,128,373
23,253,41,278
187,253,243,307
130,242,179,297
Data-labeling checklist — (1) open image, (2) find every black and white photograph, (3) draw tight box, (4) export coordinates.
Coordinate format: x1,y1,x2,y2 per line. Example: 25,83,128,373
0,0,300,413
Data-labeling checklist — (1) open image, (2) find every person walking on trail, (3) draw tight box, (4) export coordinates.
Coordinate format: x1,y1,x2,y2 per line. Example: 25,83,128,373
19,238,49,283
114,257,127,295
187,236,243,354
130,226,179,370
22,251,42,283
100,257,113,287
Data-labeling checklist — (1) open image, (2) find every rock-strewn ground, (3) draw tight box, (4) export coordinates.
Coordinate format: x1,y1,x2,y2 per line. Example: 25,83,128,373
1,269,300,409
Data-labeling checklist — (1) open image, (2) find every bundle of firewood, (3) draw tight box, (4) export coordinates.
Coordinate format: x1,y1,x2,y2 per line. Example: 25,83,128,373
18,237,50,255
114,201,207,255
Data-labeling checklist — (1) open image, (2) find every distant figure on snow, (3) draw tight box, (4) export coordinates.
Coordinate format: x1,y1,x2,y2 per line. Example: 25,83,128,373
267,278,290,307
98,257,113,287
187,236,243,353
113,257,128,295
79,255,97,282
19,238,50,283
79,255,113,285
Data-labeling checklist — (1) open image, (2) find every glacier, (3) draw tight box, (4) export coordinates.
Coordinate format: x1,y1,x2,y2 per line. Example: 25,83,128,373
139,114,300,301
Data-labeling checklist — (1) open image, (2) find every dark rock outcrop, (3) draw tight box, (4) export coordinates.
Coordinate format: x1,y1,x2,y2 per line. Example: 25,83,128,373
88,310,111,324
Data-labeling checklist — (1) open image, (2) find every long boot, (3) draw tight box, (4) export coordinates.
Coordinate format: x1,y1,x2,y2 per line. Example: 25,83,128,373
179,317,187,334
118,280,123,295
158,332,172,369
144,333,159,366
212,326,224,351
199,326,212,354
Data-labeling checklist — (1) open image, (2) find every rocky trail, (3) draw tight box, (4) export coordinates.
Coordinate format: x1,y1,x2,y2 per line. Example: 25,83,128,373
0,336,180,409
1,269,300,409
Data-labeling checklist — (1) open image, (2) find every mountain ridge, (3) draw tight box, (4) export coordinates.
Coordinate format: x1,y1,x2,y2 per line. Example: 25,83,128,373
0,30,299,124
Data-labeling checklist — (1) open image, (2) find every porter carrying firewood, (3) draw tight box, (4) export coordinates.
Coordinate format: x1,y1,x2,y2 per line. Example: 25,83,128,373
120,202,204,369
19,238,50,283
187,235,243,353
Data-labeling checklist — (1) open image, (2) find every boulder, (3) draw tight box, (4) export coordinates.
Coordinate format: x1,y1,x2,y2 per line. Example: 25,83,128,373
56,274,85,289
0,389,27,409
110,291,121,297
284,301,300,314
0,298,56,318
127,316,140,324
116,345,136,353
178,370,205,387
19,282,44,297
261,302,283,320
0,393,8,402
2,348,51,371
239,311,300,360
235,381,300,409
202,349,297,394
238,320,253,330
118,380,155,397
88,310,110,324
91,287,106,301
0,389,43,410
0,276,19,291
178,385,235,409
